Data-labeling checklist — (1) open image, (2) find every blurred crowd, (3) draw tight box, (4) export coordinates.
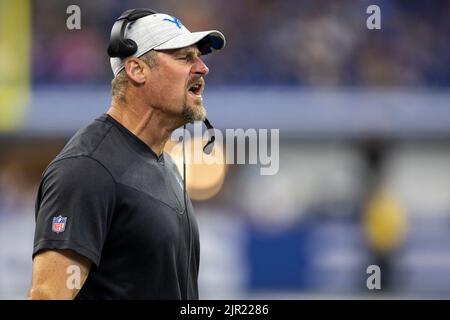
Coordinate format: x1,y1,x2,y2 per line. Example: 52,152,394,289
33,0,450,87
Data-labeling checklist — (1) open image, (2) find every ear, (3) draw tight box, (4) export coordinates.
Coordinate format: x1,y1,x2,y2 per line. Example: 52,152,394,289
124,58,146,84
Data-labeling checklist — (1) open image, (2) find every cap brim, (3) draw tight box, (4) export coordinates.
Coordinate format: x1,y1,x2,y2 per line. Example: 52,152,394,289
153,30,225,54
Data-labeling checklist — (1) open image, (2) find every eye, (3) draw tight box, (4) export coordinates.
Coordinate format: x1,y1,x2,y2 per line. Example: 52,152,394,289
178,54,194,62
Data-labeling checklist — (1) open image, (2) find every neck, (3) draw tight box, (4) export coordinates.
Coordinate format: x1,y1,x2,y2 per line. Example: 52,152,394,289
107,99,183,156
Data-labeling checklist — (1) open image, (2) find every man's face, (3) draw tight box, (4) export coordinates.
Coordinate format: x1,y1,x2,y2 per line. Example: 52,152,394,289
143,45,210,123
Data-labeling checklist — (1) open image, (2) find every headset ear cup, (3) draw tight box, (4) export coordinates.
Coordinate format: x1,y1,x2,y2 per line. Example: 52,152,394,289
121,39,138,57
108,9,157,58
107,39,137,58
107,42,120,57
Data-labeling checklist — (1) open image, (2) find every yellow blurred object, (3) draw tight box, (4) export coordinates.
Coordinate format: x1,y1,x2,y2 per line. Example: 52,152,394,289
363,191,408,253
0,0,30,131
165,138,226,200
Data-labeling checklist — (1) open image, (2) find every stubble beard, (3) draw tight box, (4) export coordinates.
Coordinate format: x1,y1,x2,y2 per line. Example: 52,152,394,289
182,92,206,123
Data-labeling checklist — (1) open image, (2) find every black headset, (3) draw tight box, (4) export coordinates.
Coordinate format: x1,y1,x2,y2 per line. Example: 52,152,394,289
108,8,217,299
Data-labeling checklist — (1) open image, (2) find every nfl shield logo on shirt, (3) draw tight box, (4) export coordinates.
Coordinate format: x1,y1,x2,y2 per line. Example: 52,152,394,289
52,215,67,234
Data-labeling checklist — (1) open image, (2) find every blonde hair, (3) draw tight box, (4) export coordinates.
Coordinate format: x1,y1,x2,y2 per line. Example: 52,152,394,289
111,50,159,102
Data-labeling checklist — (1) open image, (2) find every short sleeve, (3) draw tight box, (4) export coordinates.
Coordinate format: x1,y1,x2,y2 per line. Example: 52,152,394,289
33,156,115,267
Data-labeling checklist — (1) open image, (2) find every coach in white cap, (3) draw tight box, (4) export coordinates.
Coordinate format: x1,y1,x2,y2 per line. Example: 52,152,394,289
109,10,225,125
29,9,226,300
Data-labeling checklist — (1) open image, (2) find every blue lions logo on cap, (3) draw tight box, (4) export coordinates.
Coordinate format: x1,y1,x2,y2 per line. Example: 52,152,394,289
163,16,183,29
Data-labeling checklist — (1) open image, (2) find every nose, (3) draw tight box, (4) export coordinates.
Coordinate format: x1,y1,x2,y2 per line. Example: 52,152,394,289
192,57,209,76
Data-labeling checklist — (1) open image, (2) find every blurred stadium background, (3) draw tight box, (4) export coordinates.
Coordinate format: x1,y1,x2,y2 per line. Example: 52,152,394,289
1,0,450,299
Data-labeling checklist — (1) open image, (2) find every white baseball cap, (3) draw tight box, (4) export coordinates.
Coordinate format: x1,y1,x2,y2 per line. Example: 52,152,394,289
110,13,226,77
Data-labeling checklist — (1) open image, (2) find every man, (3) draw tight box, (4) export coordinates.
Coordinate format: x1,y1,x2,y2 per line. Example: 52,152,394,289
28,9,225,299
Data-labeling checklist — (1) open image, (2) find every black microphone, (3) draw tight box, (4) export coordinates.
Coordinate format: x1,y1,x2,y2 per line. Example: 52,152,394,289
203,118,215,155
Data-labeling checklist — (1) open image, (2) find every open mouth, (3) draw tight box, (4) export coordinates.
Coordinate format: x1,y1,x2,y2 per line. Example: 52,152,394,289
188,82,203,96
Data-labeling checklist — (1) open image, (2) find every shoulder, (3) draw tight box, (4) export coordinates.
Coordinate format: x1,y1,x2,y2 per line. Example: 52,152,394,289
55,115,115,161
47,114,129,181
43,156,115,190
